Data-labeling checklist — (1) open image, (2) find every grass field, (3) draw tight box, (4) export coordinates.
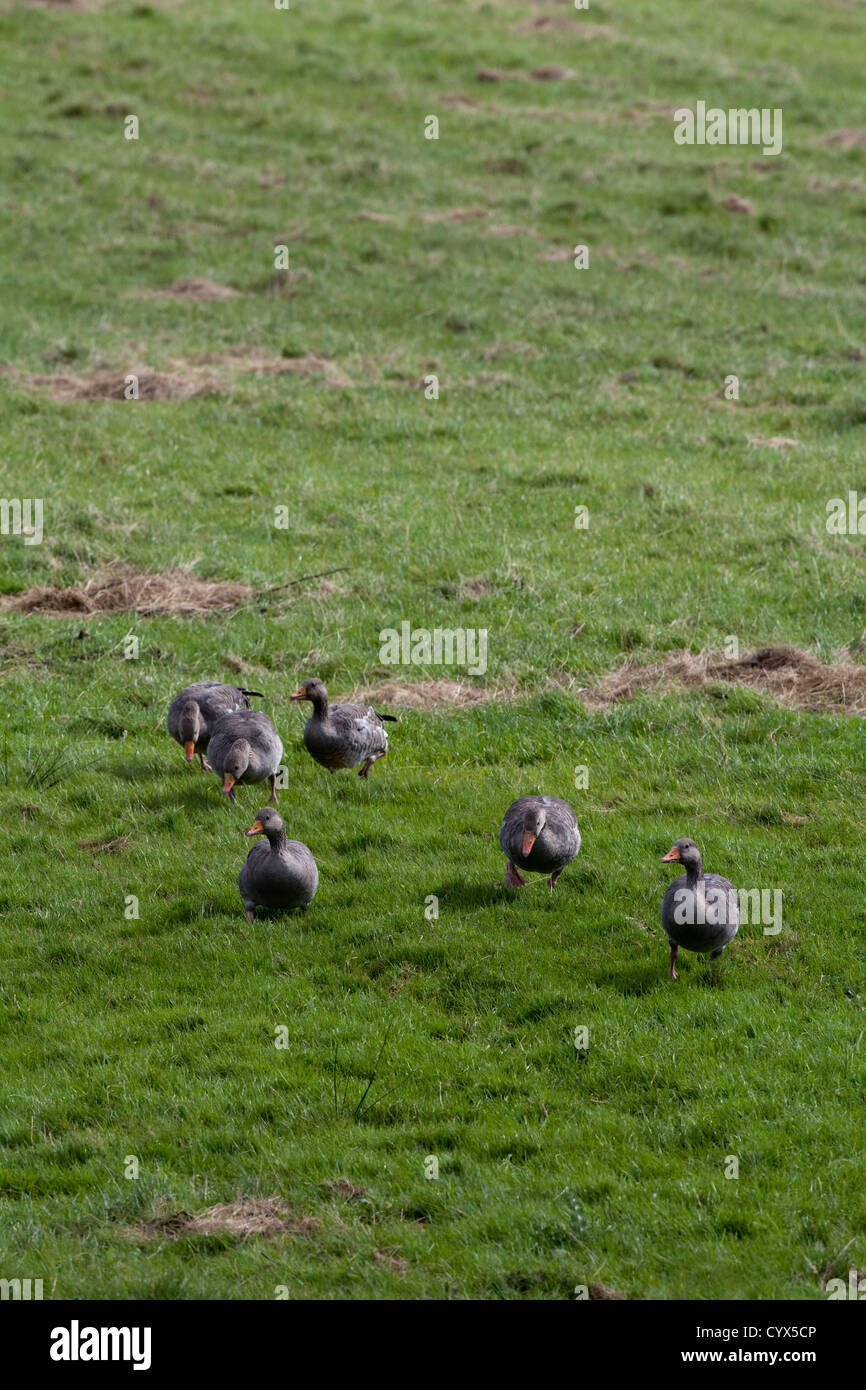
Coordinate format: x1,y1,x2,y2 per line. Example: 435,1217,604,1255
1,0,865,1300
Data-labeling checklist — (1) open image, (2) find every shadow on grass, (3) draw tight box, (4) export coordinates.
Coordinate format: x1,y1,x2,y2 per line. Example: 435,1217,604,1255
433,877,524,909
591,957,733,995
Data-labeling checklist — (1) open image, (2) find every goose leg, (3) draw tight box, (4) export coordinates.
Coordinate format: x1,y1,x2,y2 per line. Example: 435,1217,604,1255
505,860,526,889
358,750,386,779
199,754,213,773
709,946,725,961
549,870,561,892
268,774,278,805
245,907,255,923
669,943,679,980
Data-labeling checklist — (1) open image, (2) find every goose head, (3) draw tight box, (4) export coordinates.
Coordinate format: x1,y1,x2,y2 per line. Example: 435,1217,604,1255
662,838,703,874
520,803,548,856
291,677,328,715
221,738,251,795
178,700,202,761
246,806,285,840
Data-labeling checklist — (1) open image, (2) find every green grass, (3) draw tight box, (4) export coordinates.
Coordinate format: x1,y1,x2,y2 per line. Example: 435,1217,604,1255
1,0,865,1299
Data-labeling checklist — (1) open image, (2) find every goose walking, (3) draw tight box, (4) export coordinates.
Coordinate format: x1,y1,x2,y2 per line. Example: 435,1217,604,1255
238,807,318,921
499,795,581,891
207,710,283,803
291,678,395,778
167,682,263,771
661,838,738,980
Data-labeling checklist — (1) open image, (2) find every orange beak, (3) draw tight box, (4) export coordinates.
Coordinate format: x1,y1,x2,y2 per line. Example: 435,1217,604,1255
183,740,195,762
222,774,236,795
245,819,263,837
290,687,306,701
521,830,537,856
662,846,681,862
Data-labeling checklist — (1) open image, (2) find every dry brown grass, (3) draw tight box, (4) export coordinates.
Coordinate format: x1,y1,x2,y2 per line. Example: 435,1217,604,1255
373,1248,410,1274
352,678,498,711
747,434,799,449
351,671,575,710
1,564,253,617
586,646,866,717
822,129,866,148
5,349,349,400
323,1178,367,1199
128,1197,319,1242
26,367,220,401
420,207,489,223
144,277,241,301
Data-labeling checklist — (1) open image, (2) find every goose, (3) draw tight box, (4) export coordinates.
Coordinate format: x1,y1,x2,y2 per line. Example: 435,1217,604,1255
499,795,581,890
167,682,263,771
661,838,738,980
291,678,396,778
207,710,283,803
238,807,318,921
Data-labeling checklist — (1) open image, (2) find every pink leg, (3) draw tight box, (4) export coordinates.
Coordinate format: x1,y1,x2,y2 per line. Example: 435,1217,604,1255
358,750,386,779
549,870,561,892
669,944,678,980
505,860,526,889
268,774,278,805
199,753,213,773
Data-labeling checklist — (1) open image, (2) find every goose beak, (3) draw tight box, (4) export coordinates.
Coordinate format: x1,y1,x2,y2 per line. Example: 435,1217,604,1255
521,830,536,856
183,740,195,762
290,688,306,701
222,774,236,795
245,819,263,837
662,846,681,862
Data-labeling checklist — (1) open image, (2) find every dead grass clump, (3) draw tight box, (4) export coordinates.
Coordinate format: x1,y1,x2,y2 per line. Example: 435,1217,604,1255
747,435,799,449
148,277,241,301
530,64,576,80
723,194,754,213
420,208,488,223
822,129,866,148
324,1178,367,1199
587,645,866,717
353,678,498,711
487,224,540,238
129,1198,318,1241
12,348,347,399
29,368,219,401
374,1248,410,1274
480,341,539,360
1,564,253,617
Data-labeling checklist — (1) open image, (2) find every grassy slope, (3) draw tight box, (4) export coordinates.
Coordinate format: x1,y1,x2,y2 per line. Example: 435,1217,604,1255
0,0,864,1298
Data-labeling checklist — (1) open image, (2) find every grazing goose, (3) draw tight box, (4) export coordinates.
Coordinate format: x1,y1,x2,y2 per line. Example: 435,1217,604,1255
167,682,263,771
661,838,738,980
207,710,283,803
499,795,581,891
291,678,396,778
238,807,318,921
